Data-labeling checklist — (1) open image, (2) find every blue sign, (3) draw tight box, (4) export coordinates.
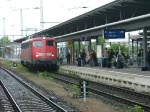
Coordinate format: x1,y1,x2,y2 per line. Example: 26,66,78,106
104,29,125,39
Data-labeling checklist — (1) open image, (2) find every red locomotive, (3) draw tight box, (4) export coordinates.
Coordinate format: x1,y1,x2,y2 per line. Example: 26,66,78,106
21,37,57,70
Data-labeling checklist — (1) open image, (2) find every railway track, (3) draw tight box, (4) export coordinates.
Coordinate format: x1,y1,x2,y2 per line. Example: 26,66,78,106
53,72,150,112
0,80,15,112
0,67,75,112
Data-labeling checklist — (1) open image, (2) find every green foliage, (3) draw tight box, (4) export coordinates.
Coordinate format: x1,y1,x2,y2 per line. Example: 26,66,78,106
110,44,129,55
0,60,12,67
71,84,80,93
17,64,29,72
98,36,106,45
38,71,48,77
0,36,11,45
64,84,80,94
127,105,144,112
91,41,96,51
38,71,54,78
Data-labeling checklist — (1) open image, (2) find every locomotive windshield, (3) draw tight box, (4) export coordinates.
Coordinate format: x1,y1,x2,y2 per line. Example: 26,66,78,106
33,41,43,47
46,40,55,46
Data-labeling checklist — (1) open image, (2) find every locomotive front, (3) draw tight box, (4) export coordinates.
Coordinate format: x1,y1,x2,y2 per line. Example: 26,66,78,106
32,37,57,70
21,37,57,70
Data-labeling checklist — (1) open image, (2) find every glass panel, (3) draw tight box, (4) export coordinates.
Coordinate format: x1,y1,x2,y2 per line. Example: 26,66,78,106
46,40,54,46
33,41,43,47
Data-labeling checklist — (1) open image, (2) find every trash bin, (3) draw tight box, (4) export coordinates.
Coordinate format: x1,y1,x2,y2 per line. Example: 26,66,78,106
141,67,147,71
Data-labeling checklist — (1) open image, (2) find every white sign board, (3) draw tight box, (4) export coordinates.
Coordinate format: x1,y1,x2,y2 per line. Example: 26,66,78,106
97,45,103,58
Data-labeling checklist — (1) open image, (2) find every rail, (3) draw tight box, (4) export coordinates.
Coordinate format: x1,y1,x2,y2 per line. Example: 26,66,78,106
0,80,22,112
0,67,69,112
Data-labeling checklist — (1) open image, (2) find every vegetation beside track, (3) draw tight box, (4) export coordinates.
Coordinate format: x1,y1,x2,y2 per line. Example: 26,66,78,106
0,59,145,112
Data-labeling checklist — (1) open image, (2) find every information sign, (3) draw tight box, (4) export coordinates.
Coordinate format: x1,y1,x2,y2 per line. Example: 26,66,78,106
104,29,125,39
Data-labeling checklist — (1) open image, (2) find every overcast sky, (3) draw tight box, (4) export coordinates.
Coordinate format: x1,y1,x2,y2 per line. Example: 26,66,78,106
0,0,116,40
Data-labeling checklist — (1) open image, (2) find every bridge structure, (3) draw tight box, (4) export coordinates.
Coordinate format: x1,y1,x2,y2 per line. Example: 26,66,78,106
14,0,150,69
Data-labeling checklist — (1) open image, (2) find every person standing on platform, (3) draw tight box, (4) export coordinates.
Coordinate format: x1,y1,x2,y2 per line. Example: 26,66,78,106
92,50,97,66
77,50,82,66
66,51,71,64
81,49,86,66
137,49,142,67
146,47,150,70
103,48,109,67
59,52,64,64
88,50,93,67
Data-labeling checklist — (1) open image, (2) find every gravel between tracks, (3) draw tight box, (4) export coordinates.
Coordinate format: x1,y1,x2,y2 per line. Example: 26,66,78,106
13,70,122,112
0,62,123,112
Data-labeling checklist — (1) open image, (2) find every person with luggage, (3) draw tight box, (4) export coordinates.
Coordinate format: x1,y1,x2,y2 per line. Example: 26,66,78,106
107,49,115,68
87,50,93,67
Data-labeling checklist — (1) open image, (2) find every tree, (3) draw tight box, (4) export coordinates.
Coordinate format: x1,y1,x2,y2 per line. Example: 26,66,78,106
98,36,106,45
110,44,129,55
0,36,11,45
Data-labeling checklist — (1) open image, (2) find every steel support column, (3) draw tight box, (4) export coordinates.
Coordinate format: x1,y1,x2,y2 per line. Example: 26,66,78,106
78,40,81,51
142,27,147,68
131,40,134,60
73,40,75,64
89,39,91,51
137,41,138,56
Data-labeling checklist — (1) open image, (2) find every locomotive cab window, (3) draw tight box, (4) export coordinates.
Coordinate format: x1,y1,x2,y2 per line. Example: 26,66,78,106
33,41,43,47
21,42,29,49
46,40,55,46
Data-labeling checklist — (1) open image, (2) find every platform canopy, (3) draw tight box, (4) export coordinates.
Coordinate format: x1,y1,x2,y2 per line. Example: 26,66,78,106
15,0,150,43
130,35,142,40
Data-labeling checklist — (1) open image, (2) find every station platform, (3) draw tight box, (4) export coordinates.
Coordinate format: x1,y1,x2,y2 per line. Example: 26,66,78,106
59,64,150,93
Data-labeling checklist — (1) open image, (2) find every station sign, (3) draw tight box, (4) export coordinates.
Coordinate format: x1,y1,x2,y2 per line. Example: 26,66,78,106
104,29,125,39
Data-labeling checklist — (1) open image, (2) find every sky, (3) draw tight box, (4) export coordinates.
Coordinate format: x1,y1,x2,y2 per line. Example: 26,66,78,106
0,0,116,41
0,0,141,44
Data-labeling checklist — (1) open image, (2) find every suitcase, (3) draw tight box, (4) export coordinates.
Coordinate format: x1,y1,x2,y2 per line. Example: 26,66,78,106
141,67,147,71
116,61,123,69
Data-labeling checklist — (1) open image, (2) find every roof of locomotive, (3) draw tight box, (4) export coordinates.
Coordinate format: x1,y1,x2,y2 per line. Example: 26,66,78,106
21,37,55,44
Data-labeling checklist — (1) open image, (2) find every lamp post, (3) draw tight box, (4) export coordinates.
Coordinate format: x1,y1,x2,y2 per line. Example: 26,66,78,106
20,9,23,38
3,18,6,37
34,0,44,31
13,8,29,38
11,25,15,42
40,0,44,30
34,5,44,31
36,1,88,30
13,7,40,38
